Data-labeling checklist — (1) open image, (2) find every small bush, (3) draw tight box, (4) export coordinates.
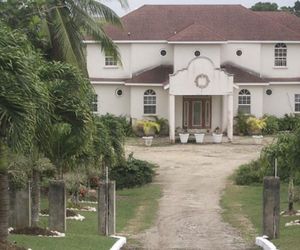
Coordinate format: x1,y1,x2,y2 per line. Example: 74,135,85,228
278,114,300,131
110,153,156,189
133,120,160,136
262,115,279,135
234,160,264,185
155,117,169,136
246,117,266,135
234,112,252,135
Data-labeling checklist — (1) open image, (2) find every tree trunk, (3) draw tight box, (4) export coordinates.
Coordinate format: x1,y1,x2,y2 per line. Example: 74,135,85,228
288,177,294,213
0,172,9,242
31,170,40,227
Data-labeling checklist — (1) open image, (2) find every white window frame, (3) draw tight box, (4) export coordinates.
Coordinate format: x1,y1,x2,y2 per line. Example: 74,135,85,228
274,43,287,67
105,53,117,67
143,89,156,115
92,94,98,112
295,94,300,113
238,89,251,114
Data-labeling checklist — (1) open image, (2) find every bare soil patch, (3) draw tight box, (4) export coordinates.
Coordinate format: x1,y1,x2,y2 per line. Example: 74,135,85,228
10,227,57,236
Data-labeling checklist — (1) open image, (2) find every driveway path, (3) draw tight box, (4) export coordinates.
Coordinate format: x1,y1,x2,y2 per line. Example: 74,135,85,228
125,142,262,250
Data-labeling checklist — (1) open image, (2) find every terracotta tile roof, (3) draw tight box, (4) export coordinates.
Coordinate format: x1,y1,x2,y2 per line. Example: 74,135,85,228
125,65,173,84
256,11,300,34
221,63,268,83
89,78,127,82
168,23,226,42
222,63,300,83
264,77,300,82
90,65,173,84
101,5,300,42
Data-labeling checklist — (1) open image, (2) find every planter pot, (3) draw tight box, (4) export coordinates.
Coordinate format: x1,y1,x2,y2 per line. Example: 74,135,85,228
142,136,153,147
194,133,205,144
252,135,263,145
212,133,223,144
179,133,189,144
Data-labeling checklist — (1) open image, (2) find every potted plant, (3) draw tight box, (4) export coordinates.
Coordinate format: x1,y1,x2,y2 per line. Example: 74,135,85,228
212,127,223,143
137,120,160,146
246,117,266,145
178,129,189,144
194,131,205,144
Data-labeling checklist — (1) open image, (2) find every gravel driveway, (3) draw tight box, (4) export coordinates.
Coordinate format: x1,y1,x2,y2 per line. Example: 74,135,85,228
125,140,263,250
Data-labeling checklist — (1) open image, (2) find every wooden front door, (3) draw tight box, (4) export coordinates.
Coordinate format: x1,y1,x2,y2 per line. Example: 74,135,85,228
183,96,212,129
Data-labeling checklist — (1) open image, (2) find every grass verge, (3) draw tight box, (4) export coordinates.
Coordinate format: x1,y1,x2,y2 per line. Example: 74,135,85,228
9,184,161,250
221,181,300,250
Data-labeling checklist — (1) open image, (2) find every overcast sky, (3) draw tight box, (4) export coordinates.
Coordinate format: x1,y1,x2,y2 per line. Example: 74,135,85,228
104,0,296,16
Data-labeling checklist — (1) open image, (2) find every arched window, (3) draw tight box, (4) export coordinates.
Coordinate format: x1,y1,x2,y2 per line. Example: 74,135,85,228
274,43,287,67
144,89,156,114
238,89,251,114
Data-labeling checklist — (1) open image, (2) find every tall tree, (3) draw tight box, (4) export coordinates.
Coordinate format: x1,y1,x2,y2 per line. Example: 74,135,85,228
0,23,50,242
0,0,128,71
251,2,279,11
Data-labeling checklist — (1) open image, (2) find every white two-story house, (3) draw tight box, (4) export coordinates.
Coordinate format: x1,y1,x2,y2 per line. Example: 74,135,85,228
84,4,300,142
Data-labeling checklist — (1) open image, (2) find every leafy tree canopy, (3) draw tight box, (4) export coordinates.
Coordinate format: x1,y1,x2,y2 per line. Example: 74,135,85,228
251,2,278,11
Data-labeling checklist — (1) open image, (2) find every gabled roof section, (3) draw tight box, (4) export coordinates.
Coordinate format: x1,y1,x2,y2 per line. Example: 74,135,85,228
125,65,173,84
167,23,226,42
101,5,300,42
221,63,268,83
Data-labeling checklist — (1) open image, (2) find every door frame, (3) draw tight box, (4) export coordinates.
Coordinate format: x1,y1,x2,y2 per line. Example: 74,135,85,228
182,96,212,129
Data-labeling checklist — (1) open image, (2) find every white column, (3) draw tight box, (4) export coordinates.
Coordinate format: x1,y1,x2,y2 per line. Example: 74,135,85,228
221,95,228,133
227,94,234,142
169,94,175,143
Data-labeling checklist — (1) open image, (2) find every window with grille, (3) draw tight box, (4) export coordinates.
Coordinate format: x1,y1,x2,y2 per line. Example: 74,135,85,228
295,94,300,112
144,89,156,114
274,43,287,67
238,89,251,114
92,94,98,112
105,53,117,66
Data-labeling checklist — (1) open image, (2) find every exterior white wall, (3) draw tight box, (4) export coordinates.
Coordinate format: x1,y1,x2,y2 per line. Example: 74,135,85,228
261,44,300,78
263,85,300,117
173,45,221,71
170,57,234,96
86,44,132,79
131,44,173,73
130,86,169,121
221,44,261,73
233,86,264,118
93,84,130,116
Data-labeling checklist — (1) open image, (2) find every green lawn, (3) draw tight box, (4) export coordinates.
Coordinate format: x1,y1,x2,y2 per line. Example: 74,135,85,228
9,184,161,250
221,182,300,250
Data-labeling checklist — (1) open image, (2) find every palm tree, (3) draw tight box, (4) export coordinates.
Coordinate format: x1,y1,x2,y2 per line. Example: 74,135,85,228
0,24,50,242
1,0,128,70
39,61,94,177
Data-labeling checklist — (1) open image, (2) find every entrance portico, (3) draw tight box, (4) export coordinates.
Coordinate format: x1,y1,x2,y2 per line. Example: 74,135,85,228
165,57,235,143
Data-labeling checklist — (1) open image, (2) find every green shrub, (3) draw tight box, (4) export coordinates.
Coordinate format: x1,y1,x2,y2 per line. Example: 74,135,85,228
134,120,160,136
262,115,279,135
155,117,169,136
109,153,156,189
278,114,300,131
234,112,252,135
234,160,264,185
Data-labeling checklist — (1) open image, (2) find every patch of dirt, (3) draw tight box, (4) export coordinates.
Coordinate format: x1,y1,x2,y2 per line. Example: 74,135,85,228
125,141,263,249
10,227,57,236
0,241,26,250
66,209,78,217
